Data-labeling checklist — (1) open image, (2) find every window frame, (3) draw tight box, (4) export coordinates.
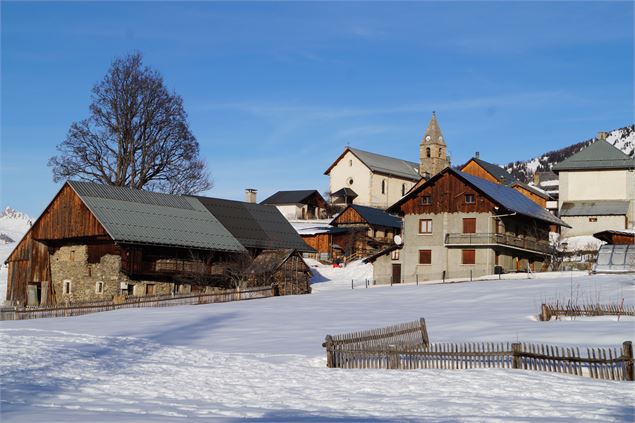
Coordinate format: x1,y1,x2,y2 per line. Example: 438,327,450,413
63,280,72,294
419,219,433,234
95,281,104,294
420,195,432,206
418,249,432,265
465,194,476,204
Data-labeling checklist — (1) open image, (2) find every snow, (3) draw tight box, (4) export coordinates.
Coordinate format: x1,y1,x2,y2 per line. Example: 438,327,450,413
561,235,605,252
538,179,559,188
1,260,634,422
289,219,335,235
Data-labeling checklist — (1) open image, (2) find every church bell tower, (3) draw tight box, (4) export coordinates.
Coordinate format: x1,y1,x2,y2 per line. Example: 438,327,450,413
419,111,449,178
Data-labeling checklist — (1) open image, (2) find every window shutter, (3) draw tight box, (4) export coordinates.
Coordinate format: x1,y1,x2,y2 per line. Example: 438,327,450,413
419,250,432,264
462,249,476,265
463,218,476,233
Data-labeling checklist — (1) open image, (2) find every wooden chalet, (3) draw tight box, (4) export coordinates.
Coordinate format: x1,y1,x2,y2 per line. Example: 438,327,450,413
6,182,314,306
330,204,402,257
461,155,550,208
375,168,570,284
260,190,328,220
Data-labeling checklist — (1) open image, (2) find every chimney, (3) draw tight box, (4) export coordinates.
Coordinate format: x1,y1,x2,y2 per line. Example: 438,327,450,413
245,188,257,204
475,151,480,159
597,131,608,141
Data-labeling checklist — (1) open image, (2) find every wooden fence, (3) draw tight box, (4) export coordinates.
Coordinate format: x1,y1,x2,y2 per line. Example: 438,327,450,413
0,286,273,321
540,303,635,321
323,320,634,381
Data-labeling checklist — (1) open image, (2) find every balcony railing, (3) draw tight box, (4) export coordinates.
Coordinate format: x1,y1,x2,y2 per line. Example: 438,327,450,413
444,233,552,254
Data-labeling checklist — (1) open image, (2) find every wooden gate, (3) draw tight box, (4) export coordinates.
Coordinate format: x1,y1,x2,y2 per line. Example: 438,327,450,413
392,264,401,284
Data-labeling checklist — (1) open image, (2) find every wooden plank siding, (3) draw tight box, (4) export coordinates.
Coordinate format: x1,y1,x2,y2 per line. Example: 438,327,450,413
512,184,547,208
301,233,331,254
398,171,498,216
460,160,501,184
331,206,368,226
6,183,110,305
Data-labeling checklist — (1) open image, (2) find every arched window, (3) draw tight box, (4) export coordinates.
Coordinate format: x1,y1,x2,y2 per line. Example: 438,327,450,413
402,184,406,196
439,148,443,157
426,147,431,158
381,180,386,194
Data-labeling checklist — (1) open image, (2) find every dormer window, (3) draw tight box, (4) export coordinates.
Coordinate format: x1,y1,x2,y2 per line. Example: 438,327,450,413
465,194,476,204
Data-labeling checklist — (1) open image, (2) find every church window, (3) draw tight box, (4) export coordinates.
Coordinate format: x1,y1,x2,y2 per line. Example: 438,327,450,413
381,180,386,194
439,148,443,157
402,184,406,196
348,178,354,186
349,159,352,167
426,147,431,158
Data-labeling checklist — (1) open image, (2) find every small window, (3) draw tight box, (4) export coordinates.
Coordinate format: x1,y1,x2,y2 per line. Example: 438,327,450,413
69,250,75,262
87,265,92,277
426,147,431,158
419,219,432,234
391,250,400,260
402,184,406,196
63,280,72,294
463,218,476,234
381,180,386,194
95,281,104,294
419,250,432,265
348,177,354,186
438,148,443,157
465,194,475,204
349,159,353,167
589,217,598,222
421,196,432,205
462,249,476,265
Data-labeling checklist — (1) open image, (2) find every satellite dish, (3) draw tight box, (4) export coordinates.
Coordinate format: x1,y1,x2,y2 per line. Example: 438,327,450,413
394,235,403,245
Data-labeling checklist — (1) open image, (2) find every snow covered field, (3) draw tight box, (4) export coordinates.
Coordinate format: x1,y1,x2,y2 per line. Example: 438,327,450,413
1,263,634,422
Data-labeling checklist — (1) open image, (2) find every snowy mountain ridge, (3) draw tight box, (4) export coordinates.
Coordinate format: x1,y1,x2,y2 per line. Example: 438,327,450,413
504,124,635,183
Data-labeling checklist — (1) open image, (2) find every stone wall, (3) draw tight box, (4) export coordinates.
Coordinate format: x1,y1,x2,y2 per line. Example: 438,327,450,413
50,244,175,304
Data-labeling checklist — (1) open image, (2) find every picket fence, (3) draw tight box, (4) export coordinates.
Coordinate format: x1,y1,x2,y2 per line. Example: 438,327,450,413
540,303,635,321
323,319,634,381
0,286,273,320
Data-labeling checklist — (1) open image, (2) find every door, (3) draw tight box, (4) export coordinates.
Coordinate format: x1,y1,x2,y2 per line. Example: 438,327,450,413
27,283,41,306
392,264,401,284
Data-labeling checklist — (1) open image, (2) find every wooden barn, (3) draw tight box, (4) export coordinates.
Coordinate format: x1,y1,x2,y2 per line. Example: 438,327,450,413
6,181,314,306
246,249,312,295
330,204,402,257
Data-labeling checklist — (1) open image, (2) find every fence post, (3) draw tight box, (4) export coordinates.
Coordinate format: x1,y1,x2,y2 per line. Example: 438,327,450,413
419,318,429,345
512,343,521,369
388,344,400,369
540,304,552,322
351,279,354,290
324,335,335,368
470,270,472,282
416,274,419,286
442,270,445,283
623,341,634,381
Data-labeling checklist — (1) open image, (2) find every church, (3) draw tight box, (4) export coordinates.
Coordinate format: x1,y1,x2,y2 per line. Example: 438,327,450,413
324,112,450,210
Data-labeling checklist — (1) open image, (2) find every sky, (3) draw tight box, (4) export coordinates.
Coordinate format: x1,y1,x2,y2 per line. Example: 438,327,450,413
1,1,634,216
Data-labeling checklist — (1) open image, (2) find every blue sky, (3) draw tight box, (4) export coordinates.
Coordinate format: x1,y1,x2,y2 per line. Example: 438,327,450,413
2,1,633,216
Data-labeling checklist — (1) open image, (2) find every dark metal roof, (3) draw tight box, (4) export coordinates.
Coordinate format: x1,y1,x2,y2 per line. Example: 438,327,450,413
325,147,420,181
470,158,516,184
260,190,326,206
331,187,358,199
593,230,635,244
68,181,245,252
560,200,630,216
512,181,550,200
194,196,315,252
363,244,402,263
552,141,635,172
332,204,402,229
456,171,568,227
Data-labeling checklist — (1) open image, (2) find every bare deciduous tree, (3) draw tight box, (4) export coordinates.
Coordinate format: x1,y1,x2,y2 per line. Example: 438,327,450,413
49,52,212,194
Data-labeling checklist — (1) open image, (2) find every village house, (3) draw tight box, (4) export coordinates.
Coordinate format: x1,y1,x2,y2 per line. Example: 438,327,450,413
6,181,313,307
260,190,328,220
367,168,568,284
553,139,635,237
460,154,551,208
291,221,350,261
329,204,402,258
324,112,450,210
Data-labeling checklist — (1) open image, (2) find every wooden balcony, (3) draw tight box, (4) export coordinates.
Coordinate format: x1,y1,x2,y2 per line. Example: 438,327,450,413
444,233,551,255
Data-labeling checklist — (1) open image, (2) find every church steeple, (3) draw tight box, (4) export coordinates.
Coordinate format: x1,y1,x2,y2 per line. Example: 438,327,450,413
419,111,450,177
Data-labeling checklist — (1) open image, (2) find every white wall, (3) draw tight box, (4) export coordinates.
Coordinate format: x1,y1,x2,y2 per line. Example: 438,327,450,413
560,170,634,202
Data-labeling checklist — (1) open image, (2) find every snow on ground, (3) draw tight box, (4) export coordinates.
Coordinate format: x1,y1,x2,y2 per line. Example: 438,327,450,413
1,263,634,422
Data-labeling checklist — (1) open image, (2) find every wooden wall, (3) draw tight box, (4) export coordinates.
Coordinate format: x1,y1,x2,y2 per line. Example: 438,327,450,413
398,172,497,216
31,184,108,241
6,233,53,305
512,185,547,208
332,207,367,225
301,233,331,254
460,160,500,184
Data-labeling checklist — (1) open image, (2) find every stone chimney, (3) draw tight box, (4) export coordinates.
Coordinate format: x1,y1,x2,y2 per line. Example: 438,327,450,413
597,131,608,141
245,188,257,204
475,151,480,159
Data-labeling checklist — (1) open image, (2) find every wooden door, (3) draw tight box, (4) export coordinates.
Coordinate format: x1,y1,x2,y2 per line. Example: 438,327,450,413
392,264,401,284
